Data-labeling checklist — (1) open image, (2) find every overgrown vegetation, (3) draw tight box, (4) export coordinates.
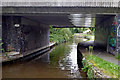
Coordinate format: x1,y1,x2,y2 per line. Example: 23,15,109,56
49,26,73,43
70,27,95,35
0,38,3,51
115,53,120,59
0,38,2,56
84,54,120,78
82,46,119,78
0,38,9,57
49,26,95,43
82,46,95,80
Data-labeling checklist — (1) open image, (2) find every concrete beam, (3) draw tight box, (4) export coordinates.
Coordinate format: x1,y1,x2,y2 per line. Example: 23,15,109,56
2,7,120,14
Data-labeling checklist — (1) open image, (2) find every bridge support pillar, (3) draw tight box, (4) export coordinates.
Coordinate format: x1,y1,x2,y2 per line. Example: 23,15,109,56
94,15,115,51
2,16,49,55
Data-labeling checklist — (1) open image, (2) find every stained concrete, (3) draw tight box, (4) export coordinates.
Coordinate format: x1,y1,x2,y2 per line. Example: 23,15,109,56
2,16,22,52
2,16,49,54
94,15,115,50
2,7,120,14
2,0,120,14
21,20,49,53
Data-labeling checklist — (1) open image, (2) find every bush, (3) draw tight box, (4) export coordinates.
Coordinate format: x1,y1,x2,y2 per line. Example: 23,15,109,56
49,27,72,43
82,59,94,80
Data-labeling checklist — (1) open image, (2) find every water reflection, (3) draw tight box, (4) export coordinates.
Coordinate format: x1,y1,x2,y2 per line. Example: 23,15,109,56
2,40,86,78
49,41,86,78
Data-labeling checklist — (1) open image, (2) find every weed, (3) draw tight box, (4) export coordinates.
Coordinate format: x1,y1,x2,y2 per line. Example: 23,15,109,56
82,58,95,79
89,46,93,54
115,53,120,59
86,54,119,78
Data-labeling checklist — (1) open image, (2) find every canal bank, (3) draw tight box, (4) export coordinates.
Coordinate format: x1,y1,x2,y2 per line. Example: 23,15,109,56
77,43,120,79
1,42,56,64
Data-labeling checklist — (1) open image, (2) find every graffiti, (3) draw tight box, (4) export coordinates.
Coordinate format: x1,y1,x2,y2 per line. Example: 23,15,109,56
118,26,120,35
108,17,117,48
109,37,116,47
110,32,113,37
112,26,117,33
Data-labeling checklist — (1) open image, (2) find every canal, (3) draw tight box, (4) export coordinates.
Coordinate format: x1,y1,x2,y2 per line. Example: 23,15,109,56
2,38,87,78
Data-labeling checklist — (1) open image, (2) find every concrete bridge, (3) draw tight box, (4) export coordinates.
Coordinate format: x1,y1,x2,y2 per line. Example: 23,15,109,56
1,0,120,55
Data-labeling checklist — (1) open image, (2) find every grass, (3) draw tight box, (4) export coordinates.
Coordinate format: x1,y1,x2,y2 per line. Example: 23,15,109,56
115,54,120,59
85,54,120,78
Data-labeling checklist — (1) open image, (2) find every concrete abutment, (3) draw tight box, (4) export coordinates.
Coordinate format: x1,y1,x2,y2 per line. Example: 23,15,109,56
2,16,49,55
94,14,120,54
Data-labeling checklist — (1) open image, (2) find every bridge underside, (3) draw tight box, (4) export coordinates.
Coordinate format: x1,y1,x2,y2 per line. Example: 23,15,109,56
2,6,119,27
1,6,120,54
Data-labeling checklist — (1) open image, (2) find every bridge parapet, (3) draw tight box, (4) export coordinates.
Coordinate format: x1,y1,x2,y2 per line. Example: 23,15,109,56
1,0,120,7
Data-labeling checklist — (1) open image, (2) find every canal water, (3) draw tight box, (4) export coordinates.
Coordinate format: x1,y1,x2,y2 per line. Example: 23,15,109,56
2,39,87,78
